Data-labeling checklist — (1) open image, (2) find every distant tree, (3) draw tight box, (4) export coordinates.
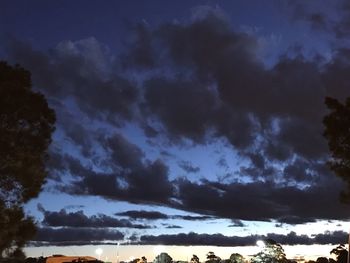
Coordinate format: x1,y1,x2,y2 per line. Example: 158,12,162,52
316,257,329,263
24,257,38,263
153,253,172,263
251,239,287,263
141,256,147,263
323,97,350,202
206,252,220,263
229,253,244,263
191,255,200,263
0,62,55,260
331,244,348,263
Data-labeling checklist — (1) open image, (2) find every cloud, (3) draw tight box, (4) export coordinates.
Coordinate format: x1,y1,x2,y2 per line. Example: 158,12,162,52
52,134,174,205
174,215,215,221
116,210,215,221
5,37,138,123
178,161,200,173
39,207,151,229
66,161,173,205
164,225,182,229
174,178,350,224
45,133,350,225
4,5,350,229
228,220,246,227
138,230,347,246
128,9,330,166
116,210,169,220
283,0,333,32
34,227,124,245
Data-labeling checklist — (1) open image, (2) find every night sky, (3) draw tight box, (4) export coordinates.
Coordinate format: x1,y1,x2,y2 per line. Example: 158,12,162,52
2,0,350,261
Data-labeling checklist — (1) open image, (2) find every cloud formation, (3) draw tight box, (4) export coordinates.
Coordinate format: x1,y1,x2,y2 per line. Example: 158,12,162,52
39,206,152,229
116,210,215,221
3,5,350,244
34,227,124,246
139,231,348,246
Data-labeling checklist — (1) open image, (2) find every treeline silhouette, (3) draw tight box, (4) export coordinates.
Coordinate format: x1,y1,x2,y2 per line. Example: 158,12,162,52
21,242,348,263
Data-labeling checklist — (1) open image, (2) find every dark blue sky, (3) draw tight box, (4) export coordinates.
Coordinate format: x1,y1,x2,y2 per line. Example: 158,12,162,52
2,0,350,260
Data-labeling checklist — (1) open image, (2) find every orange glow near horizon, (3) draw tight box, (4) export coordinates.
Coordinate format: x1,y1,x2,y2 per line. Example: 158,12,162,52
25,244,338,263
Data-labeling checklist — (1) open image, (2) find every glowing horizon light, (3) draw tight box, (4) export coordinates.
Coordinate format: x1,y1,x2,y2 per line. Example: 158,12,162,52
256,240,265,248
95,248,103,260
153,245,166,255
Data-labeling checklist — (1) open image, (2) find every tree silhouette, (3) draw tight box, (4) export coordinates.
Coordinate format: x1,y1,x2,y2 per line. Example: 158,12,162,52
251,239,287,263
331,244,348,263
0,62,55,260
229,253,244,263
316,257,329,263
323,97,350,202
153,253,172,263
190,255,200,263
205,252,220,263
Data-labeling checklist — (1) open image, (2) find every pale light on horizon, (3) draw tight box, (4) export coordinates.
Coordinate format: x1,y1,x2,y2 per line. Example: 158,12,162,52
95,247,103,260
25,244,339,262
256,240,265,248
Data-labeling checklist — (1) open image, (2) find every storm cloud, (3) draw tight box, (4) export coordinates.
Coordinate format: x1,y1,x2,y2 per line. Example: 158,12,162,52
33,227,124,246
139,230,348,246
3,3,350,247
39,207,152,229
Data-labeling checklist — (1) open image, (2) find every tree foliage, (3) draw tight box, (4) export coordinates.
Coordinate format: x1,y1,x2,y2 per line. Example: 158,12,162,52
153,253,172,263
190,255,200,263
251,239,287,263
330,244,348,263
323,97,350,202
0,61,55,259
229,253,244,263
205,252,220,263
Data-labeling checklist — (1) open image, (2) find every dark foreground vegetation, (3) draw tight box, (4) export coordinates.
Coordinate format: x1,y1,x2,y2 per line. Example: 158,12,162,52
16,241,349,263
0,61,55,262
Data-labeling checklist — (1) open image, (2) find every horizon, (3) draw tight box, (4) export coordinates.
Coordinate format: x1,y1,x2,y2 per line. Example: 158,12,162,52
24,244,340,262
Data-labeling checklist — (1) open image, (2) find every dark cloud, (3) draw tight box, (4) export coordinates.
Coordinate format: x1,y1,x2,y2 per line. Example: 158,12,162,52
116,210,215,221
332,1,350,38
178,161,200,173
174,215,215,221
120,22,156,69
33,227,124,245
53,133,174,205
40,207,151,229
5,5,350,229
66,159,173,205
175,178,350,224
44,7,350,224
139,230,347,246
116,210,169,220
283,159,316,183
104,133,145,170
129,9,329,165
283,1,333,32
164,225,182,229
62,120,93,158
228,220,245,227
307,13,329,31
50,149,350,225
143,78,216,143
5,37,138,123
64,204,85,210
